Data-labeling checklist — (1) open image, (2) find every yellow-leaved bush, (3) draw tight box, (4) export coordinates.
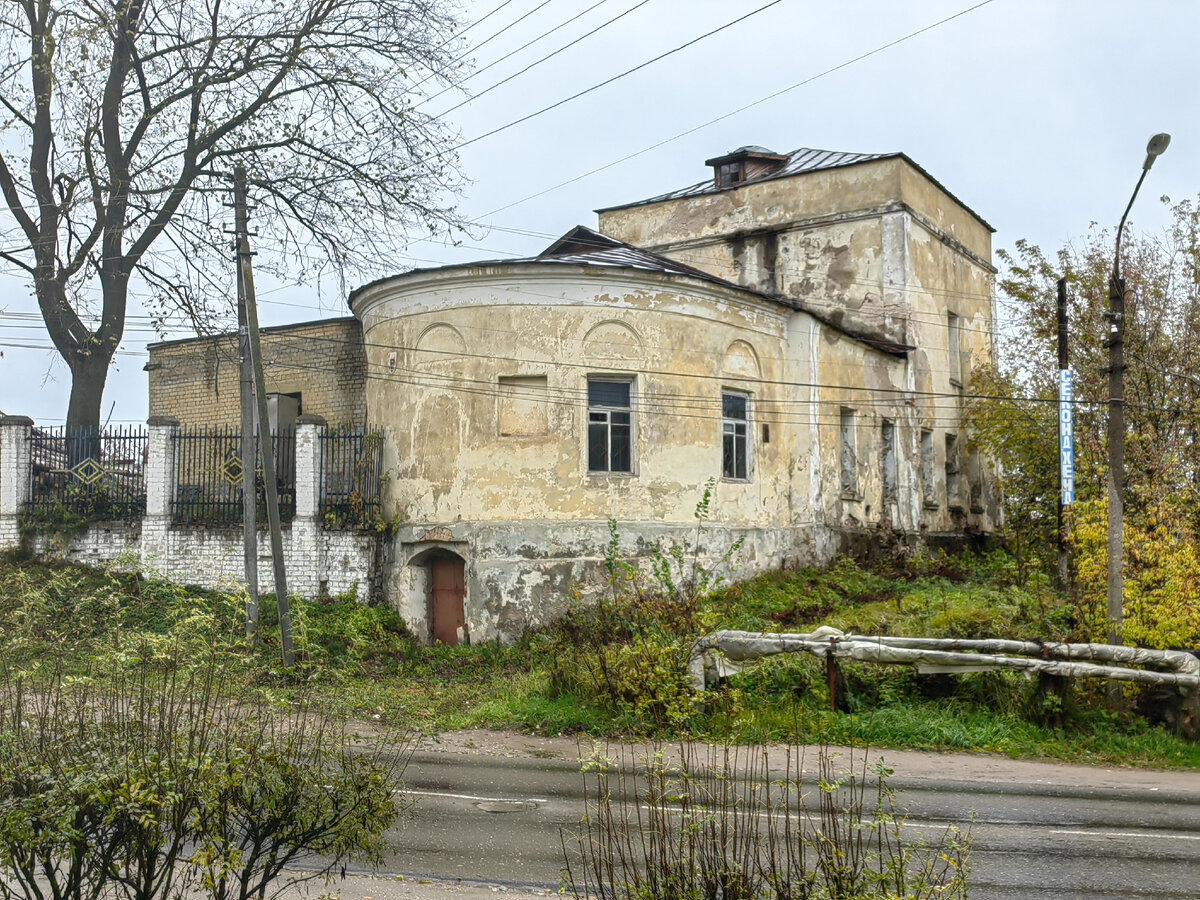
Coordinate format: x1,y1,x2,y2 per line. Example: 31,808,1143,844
1070,496,1200,649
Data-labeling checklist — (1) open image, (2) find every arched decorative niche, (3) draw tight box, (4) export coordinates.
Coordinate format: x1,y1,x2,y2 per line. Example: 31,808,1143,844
413,323,468,370
583,320,643,363
722,339,762,380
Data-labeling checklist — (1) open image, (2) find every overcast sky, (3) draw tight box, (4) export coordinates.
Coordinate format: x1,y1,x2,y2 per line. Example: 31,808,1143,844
2,0,1197,424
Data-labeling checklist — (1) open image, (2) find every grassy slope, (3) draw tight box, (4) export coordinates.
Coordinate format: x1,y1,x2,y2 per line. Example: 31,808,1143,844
1,550,1197,769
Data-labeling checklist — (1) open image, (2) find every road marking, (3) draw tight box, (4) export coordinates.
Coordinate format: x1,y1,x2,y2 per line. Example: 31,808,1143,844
410,789,550,804
1051,829,1200,842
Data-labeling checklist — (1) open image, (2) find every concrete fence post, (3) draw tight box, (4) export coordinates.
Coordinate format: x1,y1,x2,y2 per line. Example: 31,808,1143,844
140,415,178,571
0,416,33,550
292,414,326,596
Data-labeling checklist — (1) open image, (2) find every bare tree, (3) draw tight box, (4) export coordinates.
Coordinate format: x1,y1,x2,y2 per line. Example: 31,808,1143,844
0,0,465,430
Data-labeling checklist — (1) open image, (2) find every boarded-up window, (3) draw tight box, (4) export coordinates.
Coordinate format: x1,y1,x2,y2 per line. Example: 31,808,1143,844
498,376,549,436
945,433,961,508
881,419,897,504
948,313,961,386
840,408,857,497
921,429,936,507
968,444,984,512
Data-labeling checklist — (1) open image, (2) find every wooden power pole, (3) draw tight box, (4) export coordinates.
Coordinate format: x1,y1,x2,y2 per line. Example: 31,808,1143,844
233,166,295,667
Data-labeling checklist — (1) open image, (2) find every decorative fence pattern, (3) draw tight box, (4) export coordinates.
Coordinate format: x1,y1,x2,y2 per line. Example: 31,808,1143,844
172,425,296,525
319,427,384,529
28,426,148,522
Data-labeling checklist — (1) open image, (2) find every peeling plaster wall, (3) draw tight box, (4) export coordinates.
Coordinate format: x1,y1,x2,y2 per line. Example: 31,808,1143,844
354,264,928,643
392,520,826,644
355,266,799,531
597,154,999,542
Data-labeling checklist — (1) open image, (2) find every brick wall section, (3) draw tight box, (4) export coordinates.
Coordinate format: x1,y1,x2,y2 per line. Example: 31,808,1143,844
147,317,367,426
25,523,378,599
3,415,383,603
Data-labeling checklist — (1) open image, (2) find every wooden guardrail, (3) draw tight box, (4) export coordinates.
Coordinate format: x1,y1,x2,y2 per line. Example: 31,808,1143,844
688,627,1200,733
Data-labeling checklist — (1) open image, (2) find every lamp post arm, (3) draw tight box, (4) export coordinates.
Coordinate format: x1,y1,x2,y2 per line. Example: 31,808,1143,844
1114,167,1150,281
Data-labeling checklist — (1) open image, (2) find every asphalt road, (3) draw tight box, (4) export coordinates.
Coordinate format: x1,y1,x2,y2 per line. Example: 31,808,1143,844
360,732,1200,900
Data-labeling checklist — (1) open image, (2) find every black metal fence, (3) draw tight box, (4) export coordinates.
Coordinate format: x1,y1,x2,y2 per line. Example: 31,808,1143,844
319,427,384,529
28,425,148,522
172,425,296,525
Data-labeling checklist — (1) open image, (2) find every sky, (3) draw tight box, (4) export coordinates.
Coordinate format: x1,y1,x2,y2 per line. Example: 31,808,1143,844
1,0,1197,424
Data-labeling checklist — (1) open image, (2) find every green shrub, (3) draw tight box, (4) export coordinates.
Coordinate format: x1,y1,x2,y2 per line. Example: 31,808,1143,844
0,658,411,900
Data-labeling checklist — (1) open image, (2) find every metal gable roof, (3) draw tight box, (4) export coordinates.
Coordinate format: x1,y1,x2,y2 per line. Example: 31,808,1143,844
597,147,896,211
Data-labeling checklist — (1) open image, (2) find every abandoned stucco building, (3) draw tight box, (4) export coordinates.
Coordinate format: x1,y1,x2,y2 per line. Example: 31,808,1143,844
147,145,999,643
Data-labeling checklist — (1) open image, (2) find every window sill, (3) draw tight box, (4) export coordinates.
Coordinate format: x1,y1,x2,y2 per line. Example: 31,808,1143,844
923,500,940,511
722,476,752,485
587,470,637,479
841,491,862,502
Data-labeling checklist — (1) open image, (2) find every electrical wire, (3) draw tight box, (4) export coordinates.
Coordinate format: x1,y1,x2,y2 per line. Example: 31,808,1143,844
478,0,998,219
446,0,786,155
432,0,654,118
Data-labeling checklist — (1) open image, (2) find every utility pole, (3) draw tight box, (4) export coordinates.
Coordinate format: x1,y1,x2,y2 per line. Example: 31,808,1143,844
1105,133,1170,660
235,181,259,645
233,165,295,667
1057,277,1070,591
1104,270,1124,649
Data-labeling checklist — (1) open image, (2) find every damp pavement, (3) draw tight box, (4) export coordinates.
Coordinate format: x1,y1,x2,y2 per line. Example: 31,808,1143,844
284,729,1200,900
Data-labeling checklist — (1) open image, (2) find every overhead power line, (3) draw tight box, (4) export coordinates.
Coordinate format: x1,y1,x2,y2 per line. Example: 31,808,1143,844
432,0,654,117
420,0,618,109
448,0,786,155
479,0,998,218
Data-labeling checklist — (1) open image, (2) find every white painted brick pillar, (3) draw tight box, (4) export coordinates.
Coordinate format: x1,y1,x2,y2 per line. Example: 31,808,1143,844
0,416,33,551
140,415,178,572
292,414,326,595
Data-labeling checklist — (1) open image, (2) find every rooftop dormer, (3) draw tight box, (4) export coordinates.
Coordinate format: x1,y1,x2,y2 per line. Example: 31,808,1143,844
704,146,789,188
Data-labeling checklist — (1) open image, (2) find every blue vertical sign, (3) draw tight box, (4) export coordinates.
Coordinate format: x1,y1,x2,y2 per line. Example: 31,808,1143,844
1059,369,1074,504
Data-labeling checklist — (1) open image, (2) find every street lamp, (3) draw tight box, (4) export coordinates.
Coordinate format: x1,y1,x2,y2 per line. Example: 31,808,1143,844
1106,132,1170,651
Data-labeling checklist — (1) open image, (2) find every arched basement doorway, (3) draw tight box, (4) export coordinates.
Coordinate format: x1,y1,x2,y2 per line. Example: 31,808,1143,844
429,553,466,646
405,545,468,646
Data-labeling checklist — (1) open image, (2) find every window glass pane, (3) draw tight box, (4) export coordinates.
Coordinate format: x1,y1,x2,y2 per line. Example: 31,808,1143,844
722,393,747,420
723,433,735,478
611,411,630,426
610,423,631,472
589,380,630,408
588,422,608,471
734,436,746,480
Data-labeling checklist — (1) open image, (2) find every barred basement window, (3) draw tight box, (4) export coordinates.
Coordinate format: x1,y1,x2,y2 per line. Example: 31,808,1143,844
722,392,749,480
588,379,632,473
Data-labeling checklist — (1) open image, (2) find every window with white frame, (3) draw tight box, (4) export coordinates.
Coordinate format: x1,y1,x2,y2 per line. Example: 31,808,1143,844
722,392,749,480
587,379,632,473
